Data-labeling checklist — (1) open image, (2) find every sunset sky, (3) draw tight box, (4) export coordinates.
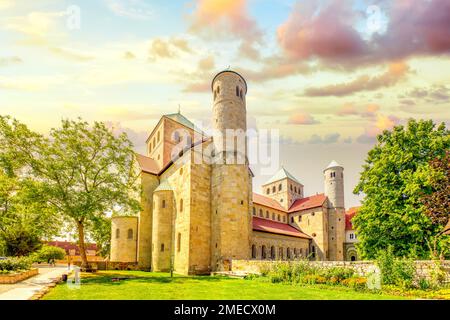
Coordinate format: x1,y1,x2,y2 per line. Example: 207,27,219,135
1,0,449,207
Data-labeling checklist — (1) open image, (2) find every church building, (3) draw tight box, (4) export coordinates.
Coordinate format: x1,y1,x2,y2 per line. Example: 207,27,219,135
110,70,348,275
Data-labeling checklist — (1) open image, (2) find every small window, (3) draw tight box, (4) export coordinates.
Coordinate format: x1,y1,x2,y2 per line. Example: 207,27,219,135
350,233,354,240
236,86,239,97
290,184,293,191
252,207,256,216
173,131,180,143
115,228,120,239
161,243,164,252
279,247,284,259
266,188,270,194
272,186,276,193
298,215,302,222
266,211,269,219
259,209,263,217
278,184,282,191
272,213,275,220
217,86,220,94
283,216,286,223
251,245,257,259
127,228,133,239
162,200,166,208
287,248,291,259
177,233,181,252
180,199,183,212
261,246,267,259
294,186,297,193
157,131,160,142
277,214,281,221
291,216,294,223
240,89,243,99
280,198,283,202
271,246,276,260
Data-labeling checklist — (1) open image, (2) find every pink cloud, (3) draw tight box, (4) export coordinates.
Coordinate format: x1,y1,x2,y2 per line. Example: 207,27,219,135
277,0,450,68
287,112,318,125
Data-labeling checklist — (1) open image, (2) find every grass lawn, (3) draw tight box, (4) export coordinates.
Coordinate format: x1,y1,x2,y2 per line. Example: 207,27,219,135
42,271,410,300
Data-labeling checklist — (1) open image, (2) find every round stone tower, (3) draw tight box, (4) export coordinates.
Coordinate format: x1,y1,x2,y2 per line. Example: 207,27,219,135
151,182,174,272
110,216,138,263
210,70,251,271
323,160,345,261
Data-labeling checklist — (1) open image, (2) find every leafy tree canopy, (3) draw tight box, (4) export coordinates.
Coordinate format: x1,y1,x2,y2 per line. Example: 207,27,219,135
353,119,449,259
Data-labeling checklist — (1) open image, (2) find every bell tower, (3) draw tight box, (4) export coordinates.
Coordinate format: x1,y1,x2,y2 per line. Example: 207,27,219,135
324,160,345,261
210,70,251,271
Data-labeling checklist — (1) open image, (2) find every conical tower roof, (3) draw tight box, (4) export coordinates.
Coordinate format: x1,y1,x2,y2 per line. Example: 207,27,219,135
264,167,302,185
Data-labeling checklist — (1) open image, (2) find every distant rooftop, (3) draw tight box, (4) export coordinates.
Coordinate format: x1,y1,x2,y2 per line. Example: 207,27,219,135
263,167,302,185
164,112,204,135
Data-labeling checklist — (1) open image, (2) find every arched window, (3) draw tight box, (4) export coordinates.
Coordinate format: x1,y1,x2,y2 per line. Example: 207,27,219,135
240,89,243,99
177,233,181,252
162,200,166,208
157,131,160,142
294,248,298,258
261,246,267,259
161,243,165,252
291,216,294,223
278,184,282,191
127,228,133,239
270,246,276,260
115,228,120,239
311,245,316,258
252,207,256,216
287,248,291,259
266,211,269,219
277,214,281,221
290,184,293,191
279,247,284,260
294,186,297,193
179,199,183,212
236,86,239,97
173,131,180,143
272,213,275,220
217,86,220,94
251,245,257,259
283,216,286,222
266,188,270,194
259,209,263,217
272,186,276,193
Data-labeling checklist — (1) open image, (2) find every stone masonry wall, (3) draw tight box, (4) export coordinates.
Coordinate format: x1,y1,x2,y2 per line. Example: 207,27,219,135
231,259,450,282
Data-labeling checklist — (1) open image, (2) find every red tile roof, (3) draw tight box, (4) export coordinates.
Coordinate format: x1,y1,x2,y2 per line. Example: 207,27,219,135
253,217,311,239
136,154,160,174
288,194,327,212
252,193,286,211
46,241,97,255
345,206,360,230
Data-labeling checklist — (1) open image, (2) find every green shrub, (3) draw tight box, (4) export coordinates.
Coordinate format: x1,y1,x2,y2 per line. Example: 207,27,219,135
0,257,32,273
319,266,355,282
376,246,416,289
341,277,367,290
31,245,66,264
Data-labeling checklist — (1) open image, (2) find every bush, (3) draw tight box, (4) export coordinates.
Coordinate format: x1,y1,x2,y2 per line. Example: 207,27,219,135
341,277,367,290
31,245,66,264
376,246,416,289
319,266,355,282
0,257,32,273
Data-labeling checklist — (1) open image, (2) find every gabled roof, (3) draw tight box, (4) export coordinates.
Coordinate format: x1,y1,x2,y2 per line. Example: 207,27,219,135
345,206,360,231
288,194,327,212
253,193,285,212
263,167,302,185
253,217,311,239
164,112,204,134
136,154,160,174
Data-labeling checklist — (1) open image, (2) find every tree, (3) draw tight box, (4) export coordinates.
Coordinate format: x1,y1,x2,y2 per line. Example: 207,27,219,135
353,119,449,259
419,151,450,258
1,116,141,268
0,117,60,256
32,245,66,264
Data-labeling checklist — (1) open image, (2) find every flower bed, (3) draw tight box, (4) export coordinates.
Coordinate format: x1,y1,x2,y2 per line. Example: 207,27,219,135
0,268,39,284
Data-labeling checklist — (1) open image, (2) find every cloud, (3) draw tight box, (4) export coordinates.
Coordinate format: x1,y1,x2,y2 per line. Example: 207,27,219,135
401,85,450,106
198,56,215,71
277,0,450,69
304,62,410,97
104,0,153,20
183,82,210,93
337,103,380,118
356,114,400,144
0,56,22,66
148,37,192,60
287,112,319,125
49,47,94,62
308,133,340,144
105,121,148,153
189,0,262,44
4,11,65,41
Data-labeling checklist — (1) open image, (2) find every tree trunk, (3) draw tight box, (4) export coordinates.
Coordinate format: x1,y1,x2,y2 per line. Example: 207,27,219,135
76,220,90,270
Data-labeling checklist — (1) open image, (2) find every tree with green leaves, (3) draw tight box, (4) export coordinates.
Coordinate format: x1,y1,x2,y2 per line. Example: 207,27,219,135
353,119,449,259
1,116,141,268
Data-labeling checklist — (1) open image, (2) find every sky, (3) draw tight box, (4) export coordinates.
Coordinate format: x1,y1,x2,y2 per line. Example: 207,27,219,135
0,0,449,208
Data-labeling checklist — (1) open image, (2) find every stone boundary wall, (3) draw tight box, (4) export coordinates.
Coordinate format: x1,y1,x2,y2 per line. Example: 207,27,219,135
0,268,39,284
231,260,450,282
